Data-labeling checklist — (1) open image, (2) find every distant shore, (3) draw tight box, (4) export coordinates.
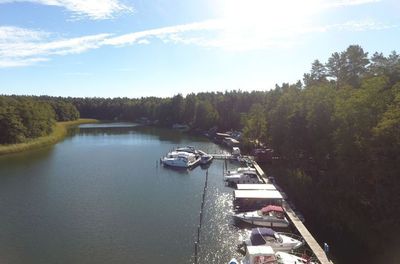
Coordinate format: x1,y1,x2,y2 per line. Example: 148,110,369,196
0,119,98,156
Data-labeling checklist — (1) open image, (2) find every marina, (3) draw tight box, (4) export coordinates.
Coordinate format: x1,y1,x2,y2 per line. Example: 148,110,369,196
0,124,334,264
168,143,333,263
167,144,334,263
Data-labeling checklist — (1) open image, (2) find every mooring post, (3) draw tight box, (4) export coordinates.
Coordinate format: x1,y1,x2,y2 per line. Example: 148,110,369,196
194,242,198,264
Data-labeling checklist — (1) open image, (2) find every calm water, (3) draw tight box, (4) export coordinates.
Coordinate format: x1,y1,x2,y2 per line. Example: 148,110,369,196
0,123,247,264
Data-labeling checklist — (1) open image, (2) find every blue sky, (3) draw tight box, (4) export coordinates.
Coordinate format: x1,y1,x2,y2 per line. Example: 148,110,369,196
0,0,399,98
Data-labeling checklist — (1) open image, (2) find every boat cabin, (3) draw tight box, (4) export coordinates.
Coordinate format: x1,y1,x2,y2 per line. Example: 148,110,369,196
233,190,283,211
243,245,277,264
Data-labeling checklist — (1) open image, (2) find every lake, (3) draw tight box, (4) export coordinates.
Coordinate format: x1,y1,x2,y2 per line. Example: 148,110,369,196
0,123,248,264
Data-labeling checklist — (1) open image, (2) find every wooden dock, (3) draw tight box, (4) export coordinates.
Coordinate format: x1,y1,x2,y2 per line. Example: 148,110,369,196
253,162,333,264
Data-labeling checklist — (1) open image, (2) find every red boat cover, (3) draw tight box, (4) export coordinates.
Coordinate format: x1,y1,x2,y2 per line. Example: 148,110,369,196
261,205,284,213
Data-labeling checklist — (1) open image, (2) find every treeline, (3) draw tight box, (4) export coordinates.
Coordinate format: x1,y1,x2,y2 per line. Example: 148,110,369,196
0,96,79,144
67,92,265,130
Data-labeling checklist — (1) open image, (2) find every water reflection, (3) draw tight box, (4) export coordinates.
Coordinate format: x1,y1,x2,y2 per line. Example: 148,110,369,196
0,124,245,264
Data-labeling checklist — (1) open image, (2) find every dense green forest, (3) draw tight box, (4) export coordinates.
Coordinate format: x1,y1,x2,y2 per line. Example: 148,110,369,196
1,45,399,262
0,96,79,144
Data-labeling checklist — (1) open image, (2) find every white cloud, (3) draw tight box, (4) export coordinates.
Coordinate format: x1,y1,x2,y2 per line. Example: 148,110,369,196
324,0,381,8
0,57,49,68
0,0,392,68
0,26,111,67
0,0,133,20
102,19,224,46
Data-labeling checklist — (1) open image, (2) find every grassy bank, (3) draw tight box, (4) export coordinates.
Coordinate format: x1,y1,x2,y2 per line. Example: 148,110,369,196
0,119,98,156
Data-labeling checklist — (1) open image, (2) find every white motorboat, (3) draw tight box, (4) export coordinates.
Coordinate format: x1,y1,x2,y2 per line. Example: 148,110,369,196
242,228,304,252
230,245,316,264
234,205,290,228
161,151,200,168
226,167,256,175
224,171,261,184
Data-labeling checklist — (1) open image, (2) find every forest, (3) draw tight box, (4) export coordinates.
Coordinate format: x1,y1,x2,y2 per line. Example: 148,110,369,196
1,45,399,262
0,96,79,144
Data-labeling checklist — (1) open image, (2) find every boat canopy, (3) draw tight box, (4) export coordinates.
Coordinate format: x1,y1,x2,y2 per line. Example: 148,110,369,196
237,184,276,190
234,190,283,199
250,228,276,245
261,205,284,213
246,245,275,256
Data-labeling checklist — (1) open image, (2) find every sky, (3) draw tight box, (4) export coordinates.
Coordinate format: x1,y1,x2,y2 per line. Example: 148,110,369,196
0,0,399,98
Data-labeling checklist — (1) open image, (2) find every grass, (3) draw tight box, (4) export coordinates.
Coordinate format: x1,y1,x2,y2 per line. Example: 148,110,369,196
0,118,98,156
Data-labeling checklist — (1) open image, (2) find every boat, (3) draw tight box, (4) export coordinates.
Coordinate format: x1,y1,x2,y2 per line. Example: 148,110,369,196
161,151,200,168
224,171,261,184
234,205,290,228
230,245,316,264
226,167,256,175
241,228,304,252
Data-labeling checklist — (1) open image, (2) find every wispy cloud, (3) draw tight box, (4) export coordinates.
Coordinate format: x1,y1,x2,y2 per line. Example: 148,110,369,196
0,0,392,68
0,26,111,67
102,19,224,46
0,0,133,20
324,0,381,8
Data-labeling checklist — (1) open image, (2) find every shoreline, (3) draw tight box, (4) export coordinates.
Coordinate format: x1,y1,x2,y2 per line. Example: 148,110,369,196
0,119,98,156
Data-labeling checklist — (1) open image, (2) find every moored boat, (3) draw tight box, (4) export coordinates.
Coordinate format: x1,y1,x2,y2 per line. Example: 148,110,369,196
224,171,261,184
229,245,316,264
234,205,290,228
161,151,200,168
241,228,304,252
226,167,256,175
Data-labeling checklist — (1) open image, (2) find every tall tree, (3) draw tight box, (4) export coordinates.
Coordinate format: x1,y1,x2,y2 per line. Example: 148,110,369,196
326,52,348,88
344,45,370,87
242,103,268,145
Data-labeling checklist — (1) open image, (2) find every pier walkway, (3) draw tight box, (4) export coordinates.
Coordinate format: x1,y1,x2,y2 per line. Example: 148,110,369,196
253,161,332,264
